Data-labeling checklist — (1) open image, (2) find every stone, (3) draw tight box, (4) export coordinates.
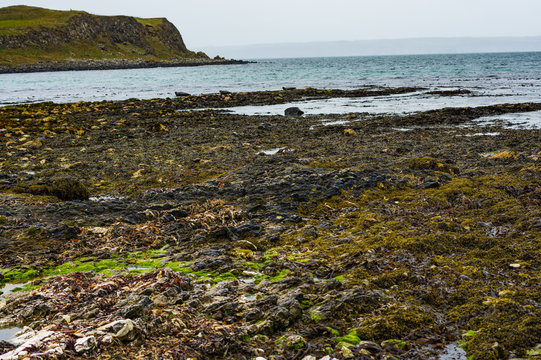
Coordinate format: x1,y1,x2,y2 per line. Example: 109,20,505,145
341,345,354,358
284,107,304,116
422,179,440,189
96,319,138,342
74,336,97,353
285,334,305,349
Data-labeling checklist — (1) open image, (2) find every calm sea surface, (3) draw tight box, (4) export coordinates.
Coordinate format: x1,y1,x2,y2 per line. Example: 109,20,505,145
1,52,540,121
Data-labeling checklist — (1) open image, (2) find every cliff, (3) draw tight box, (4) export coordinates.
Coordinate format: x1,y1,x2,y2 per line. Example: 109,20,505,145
0,5,229,71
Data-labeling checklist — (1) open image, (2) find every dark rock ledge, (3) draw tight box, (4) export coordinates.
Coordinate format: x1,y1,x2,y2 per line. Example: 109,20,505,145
0,58,252,74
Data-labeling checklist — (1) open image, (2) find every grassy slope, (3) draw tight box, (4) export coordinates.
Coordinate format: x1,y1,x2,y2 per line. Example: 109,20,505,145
0,5,198,66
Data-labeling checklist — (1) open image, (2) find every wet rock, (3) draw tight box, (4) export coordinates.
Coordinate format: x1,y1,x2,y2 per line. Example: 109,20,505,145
120,296,153,319
47,225,81,240
167,208,188,218
27,177,90,201
422,178,440,189
192,255,232,272
357,341,382,353
231,223,265,237
285,107,304,116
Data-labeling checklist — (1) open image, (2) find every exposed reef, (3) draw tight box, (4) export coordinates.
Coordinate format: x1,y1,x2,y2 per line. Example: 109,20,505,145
0,88,540,359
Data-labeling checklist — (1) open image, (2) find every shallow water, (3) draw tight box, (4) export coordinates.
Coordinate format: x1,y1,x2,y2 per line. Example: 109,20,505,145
260,148,287,155
1,52,540,106
439,343,468,360
473,110,541,129
221,90,540,117
0,327,23,342
0,281,31,298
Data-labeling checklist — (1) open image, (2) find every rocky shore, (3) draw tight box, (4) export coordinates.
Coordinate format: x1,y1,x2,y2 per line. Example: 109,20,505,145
0,58,251,74
0,88,540,359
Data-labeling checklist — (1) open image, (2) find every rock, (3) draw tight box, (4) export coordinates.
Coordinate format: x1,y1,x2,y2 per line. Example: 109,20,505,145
285,335,305,349
1,329,61,360
27,177,90,201
74,336,97,353
301,356,316,360
341,345,354,358
175,91,190,97
167,208,188,218
357,341,382,353
284,107,304,116
422,179,440,189
120,296,153,319
96,319,139,342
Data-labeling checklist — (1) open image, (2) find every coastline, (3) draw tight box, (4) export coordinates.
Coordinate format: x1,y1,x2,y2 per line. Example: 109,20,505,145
0,58,252,74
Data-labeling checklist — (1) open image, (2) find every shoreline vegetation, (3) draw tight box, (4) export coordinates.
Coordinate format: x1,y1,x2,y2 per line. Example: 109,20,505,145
0,88,540,359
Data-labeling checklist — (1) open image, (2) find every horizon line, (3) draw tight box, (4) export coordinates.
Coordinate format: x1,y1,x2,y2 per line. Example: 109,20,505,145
199,35,541,49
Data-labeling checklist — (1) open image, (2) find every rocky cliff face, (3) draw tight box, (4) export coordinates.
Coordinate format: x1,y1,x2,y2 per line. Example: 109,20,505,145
0,6,208,65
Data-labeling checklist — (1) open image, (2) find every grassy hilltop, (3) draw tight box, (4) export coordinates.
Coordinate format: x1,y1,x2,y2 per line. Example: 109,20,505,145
0,5,209,66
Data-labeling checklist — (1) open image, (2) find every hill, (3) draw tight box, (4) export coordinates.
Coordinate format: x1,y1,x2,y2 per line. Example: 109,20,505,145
0,5,240,72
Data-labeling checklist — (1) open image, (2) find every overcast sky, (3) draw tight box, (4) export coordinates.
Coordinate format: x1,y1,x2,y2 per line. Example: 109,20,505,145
3,0,541,50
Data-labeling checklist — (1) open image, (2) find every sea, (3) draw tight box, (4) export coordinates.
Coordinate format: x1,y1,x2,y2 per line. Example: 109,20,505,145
1,52,541,127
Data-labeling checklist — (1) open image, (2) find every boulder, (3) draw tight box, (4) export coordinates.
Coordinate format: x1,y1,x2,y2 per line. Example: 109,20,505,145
284,107,304,116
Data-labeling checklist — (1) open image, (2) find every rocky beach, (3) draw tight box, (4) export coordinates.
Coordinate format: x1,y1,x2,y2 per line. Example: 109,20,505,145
0,87,540,359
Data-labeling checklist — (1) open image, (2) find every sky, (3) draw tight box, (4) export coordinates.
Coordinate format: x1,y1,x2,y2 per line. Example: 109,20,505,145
3,0,541,50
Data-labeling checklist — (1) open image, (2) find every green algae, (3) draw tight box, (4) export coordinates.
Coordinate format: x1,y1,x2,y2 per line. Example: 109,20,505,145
268,269,291,282
0,268,39,283
45,258,128,276
336,330,361,346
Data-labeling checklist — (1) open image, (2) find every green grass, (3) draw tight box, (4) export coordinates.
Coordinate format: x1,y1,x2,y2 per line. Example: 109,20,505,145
0,5,202,66
0,6,82,34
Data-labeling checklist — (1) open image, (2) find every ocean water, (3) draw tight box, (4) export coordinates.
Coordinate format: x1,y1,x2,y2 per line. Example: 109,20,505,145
1,52,540,118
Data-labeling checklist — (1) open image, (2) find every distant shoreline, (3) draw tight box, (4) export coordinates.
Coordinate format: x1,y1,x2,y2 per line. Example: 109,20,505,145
0,58,252,74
